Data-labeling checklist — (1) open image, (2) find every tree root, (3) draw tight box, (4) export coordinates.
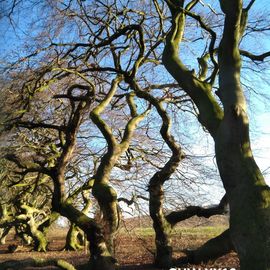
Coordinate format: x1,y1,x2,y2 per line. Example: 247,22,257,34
0,258,76,270
177,229,234,264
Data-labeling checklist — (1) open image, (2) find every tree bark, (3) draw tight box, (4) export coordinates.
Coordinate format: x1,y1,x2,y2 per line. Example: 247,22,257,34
58,203,116,270
0,258,76,270
48,86,117,270
149,183,173,268
216,2,270,269
162,1,270,269
65,223,83,251
125,76,184,268
90,77,149,255
15,204,49,252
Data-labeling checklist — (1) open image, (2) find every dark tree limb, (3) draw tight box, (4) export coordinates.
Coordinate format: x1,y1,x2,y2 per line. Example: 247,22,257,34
177,229,234,265
166,195,228,226
0,258,76,270
240,50,270,62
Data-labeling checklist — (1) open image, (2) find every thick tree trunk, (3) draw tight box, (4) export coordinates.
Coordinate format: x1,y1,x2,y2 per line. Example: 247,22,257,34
25,217,48,252
149,184,173,268
216,2,270,269
16,205,48,251
162,1,270,269
92,180,119,256
85,220,117,270
56,202,116,270
215,113,270,269
51,170,116,269
32,229,48,252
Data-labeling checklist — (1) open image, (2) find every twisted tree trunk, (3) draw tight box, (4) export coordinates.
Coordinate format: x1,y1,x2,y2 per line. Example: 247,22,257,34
90,76,149,255
162,1,270,269
49,85,116,270
15,204,49,252
126,79,183,268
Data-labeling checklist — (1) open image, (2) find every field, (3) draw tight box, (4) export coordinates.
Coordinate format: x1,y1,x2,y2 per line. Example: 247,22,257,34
0,216,239,270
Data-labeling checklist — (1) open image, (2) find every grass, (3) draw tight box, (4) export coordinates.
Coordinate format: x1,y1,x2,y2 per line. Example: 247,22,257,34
173,226,227,237
131,225,228,238
0,224,238,269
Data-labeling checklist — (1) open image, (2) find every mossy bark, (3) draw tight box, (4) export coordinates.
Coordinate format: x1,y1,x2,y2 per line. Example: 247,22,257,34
56,202,117,270
32,230,48,252
162,1,270,269
90,77,148,256
38,211,59,238
92,181,119,255
26,216,48,252
65,223,83,251
48,87,116,270
216,2,270,268
215,114,270,269
150,184,173,268
1,258,76,270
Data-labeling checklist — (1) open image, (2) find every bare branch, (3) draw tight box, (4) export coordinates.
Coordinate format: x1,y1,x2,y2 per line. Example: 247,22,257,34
240,50,270,62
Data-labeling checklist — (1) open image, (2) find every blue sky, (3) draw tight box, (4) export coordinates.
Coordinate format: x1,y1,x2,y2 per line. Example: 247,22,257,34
1,0,269,191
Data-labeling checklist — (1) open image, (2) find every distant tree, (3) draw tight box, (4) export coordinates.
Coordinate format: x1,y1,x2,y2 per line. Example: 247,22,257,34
0,159,55,251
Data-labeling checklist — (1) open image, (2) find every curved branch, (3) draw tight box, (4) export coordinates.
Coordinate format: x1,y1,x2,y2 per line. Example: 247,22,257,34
240,50,270,62
183,8,218,84
90,76,122,149
126,77,184,267
166,195,228,226
163,0,223,137
120,93,150,149
244,0,256,11
17,121,66,131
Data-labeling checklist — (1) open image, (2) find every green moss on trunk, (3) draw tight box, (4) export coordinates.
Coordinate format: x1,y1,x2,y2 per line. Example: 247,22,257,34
215,111,270,270
65,223,83,251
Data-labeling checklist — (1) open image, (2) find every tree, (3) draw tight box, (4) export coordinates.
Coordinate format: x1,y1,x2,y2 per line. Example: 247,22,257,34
162,0,270,269
2,63,151,269
1,0,270,269
0,156,58,251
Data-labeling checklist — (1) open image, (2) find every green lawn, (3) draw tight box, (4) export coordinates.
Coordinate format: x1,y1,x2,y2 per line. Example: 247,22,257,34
130,226,228,237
